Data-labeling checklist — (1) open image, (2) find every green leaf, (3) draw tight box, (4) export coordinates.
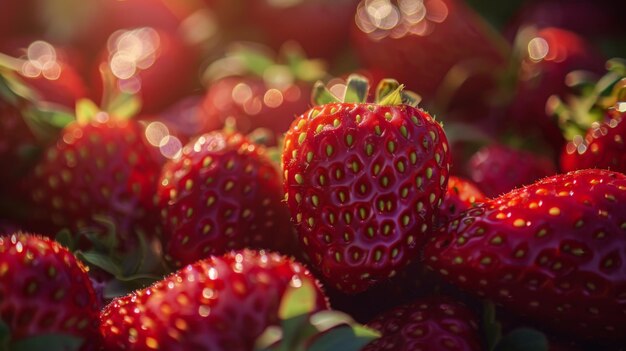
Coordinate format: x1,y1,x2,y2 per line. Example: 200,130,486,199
106,92,141,120
375,79,400,104
401,90,421,107
75,98,100,124
309,310,358,332
235,48,275,77
343,74,369,103
54,230,75,251
76,251,122,277
279,280,317,320
22,106,74,143
483,301,502,351
494,328,548,351
11,334,83,351
312,81,340,106
307,325,380,351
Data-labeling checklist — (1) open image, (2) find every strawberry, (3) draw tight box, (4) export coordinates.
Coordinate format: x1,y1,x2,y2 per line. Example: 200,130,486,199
100,249,329,351
468,144,555,198
200,43,326,145
351,0,506,101
247,0,359,60
506,0,625,41
0,233,100,350
156,130,294,268
440,176,485,224
363,296,482,351
504,27,605,154
92,27,200,114
424,169,626,341
549,59,626,174
29,116,162,243
561,113,626,173
3,39,88,109
282,75,450,293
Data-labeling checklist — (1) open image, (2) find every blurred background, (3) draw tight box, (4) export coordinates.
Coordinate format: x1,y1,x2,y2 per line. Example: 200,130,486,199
1,0,625,194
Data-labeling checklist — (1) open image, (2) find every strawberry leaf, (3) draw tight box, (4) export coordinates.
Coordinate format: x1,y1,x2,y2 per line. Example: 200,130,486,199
76,251,123,277
11,334,83,351
106,92,141,120
494,328,548,351
307,324,380,351
54,229,75,251
75,98,100,125
279,279,317,320
312,81,340,106
343,74,369,104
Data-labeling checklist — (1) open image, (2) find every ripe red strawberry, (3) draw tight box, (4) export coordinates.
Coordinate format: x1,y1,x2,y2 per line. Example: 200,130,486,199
561,113,626,173
93,28,200,114
440,176,485,224
363,296,482,351
505,27,605,153
468,144,555,198
200,43,326,145
550,61,626,174
0,233,100,350
506,0,625,41
247,0,359,60
282,76,450,293
29,117,162,243
424,169,626,341
3,39,88,108
351,0,506,101
100,249,328,351
156,130,294,268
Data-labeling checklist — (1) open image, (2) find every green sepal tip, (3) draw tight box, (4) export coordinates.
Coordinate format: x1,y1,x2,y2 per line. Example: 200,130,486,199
343,74,369,103
312,81,340,106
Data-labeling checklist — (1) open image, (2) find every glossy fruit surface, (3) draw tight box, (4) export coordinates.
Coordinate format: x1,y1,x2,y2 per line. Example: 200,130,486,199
283,80,450,293
100,249,328,351
425,169,626,341
0,233,100,349
157,131,294,268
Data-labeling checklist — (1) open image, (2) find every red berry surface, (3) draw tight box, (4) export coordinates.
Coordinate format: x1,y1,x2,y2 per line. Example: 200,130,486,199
283,99,450,293
100,249,328,351
425,169,626,341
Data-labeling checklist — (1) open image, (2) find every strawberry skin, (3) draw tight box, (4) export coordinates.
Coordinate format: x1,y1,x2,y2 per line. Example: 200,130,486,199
157,131,294,268
440,176,485,224
468,144,555,198
201,77,312,145
424,169,626,341
560,112,626,174
29,119,162,241
351,0,505,100
363,296,482,351
100,249,328,351
0,233,100,348
283,101,450,293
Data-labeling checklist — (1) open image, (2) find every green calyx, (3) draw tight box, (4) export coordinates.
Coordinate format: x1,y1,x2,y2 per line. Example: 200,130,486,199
203,41,327,88
254,280,380,351
312,74,421,107
547,58,626,140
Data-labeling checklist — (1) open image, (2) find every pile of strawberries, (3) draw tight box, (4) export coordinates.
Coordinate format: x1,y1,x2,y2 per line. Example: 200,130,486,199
1,0,625,350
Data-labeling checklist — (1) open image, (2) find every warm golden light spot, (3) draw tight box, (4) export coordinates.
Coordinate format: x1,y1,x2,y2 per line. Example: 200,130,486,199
528,37,549,61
